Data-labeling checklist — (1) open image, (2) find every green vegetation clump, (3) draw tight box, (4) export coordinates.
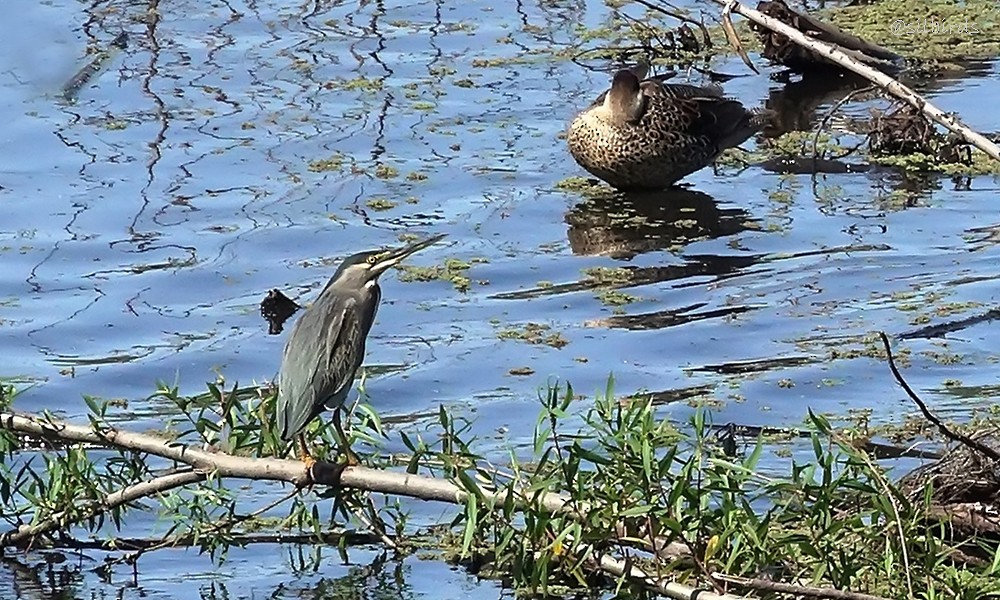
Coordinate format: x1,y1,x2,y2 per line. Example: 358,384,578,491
827,0,1000,61
308,153,346,172
870,150,1000,175
396,258,479,292
595,288,639,308
496,322,568,349
582,266,633,286
374,164,399,179
337,76,384,92
365,197,397,211
3,376,1000,598
554,176,609,198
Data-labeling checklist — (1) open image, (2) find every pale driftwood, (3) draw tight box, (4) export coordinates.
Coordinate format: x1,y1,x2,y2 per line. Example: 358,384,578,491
594,552,748,600
0,410,706,599
712,0,1000,162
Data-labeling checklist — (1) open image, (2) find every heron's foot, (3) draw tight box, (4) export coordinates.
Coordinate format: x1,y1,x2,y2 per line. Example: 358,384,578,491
341,446,361,467
309,457,348,487
296,435,318,474
302,453,318,472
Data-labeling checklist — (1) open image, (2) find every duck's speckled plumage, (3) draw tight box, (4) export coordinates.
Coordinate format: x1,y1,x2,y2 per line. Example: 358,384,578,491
567,69,767,191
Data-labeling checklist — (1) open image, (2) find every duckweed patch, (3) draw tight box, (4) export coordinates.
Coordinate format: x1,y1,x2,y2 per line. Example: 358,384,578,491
759,131,852,160
582,266,633,286
335,76,384,92
365,197,398,211
870,151,1000,176
397,258,485,293
374,165,399,179
308,153,347,172
496,322,569,349
748,130,999,179
554,176,610,198
595,289,640,308
826,0,1000,61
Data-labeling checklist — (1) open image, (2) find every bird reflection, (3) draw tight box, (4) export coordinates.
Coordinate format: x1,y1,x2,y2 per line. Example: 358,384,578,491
565,187,753,260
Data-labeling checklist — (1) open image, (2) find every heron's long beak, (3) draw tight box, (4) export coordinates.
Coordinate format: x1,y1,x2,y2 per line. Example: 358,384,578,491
374,233,447,274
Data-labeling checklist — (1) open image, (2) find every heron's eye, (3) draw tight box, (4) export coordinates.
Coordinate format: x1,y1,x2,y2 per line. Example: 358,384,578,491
366,255,378,265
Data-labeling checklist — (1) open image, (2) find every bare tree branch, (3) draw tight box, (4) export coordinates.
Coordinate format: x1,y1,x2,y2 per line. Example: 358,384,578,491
592,551,749,600
708,0,1000,162
53,529,381,551
0,410,574,536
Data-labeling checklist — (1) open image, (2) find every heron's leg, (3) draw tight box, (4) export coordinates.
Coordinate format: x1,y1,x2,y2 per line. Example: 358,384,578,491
332,407,360,466
295,434,317,472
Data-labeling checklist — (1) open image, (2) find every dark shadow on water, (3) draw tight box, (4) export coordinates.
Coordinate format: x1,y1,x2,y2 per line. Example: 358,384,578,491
763,70,872,137
622,383,716,406
585,301,761,331
565,187,754,260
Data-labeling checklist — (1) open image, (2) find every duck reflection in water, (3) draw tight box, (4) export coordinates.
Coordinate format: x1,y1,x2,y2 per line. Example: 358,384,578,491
564,187,753,260
563,187,763,333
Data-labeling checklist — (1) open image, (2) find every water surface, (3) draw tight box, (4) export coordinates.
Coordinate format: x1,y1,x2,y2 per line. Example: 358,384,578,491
2,0,1000,596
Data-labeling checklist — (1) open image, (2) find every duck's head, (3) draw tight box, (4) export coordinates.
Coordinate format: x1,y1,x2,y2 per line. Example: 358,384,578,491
602,69,645,125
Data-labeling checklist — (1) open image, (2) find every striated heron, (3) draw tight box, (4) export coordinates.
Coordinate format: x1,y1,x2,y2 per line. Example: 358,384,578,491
276,233,446,470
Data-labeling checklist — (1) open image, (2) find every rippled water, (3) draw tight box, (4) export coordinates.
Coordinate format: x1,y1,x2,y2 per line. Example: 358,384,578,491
2,0,1000,596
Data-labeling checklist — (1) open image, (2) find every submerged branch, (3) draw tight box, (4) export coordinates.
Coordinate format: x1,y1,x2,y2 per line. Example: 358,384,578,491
47,529,381,552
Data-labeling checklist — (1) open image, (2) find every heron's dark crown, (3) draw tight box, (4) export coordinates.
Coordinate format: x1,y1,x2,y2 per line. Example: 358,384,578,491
334,250,381,275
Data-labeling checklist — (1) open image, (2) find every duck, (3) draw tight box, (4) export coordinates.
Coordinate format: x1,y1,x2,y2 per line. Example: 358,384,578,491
567,67,767,191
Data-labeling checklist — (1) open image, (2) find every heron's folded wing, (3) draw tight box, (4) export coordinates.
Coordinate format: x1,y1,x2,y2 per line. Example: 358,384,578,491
276,295,348,439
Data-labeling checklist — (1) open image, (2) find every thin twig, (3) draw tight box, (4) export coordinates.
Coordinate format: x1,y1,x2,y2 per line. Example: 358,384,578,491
811,85,876,161
721,0,758,73
879,332,1000,462
350,496,397,551
630,0,712,44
